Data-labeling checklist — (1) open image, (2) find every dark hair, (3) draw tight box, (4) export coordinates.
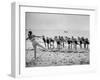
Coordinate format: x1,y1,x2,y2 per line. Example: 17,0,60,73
28,31,32,35
28,31,32,39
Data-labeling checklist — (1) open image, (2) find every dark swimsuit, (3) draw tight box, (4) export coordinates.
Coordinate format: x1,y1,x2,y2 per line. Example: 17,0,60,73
80,40,82,44
47,39,50,44
68,40,71,44
86,40,89,44
74,40,78,44
43,37,46,42
57,40,60,45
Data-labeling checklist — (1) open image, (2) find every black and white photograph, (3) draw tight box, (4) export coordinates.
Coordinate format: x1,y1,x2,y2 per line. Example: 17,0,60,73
25,12,90,67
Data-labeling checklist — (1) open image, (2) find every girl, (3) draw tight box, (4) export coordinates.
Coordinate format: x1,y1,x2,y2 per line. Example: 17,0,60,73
26,31,48,60
46,37,50,49
49,38,55,49
78,37,82,49
85,38,89,49
42,35,47,48
67,38,71,49
54,36,60,50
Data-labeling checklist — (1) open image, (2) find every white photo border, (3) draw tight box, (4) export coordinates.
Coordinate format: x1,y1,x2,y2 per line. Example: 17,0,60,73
12,2,96,78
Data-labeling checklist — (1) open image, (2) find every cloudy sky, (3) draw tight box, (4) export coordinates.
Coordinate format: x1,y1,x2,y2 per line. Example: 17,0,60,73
25,12,89,31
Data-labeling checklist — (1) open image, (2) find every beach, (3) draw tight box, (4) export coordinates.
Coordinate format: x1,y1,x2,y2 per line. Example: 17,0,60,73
26,44,89,67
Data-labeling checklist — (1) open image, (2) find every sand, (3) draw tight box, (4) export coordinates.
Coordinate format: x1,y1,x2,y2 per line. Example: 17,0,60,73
26,48,89,67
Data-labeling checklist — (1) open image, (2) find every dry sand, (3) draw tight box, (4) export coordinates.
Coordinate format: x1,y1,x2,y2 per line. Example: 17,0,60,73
26,48,89,67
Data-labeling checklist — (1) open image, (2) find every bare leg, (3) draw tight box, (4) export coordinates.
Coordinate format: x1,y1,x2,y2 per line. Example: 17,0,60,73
58,44,60,50
63,42,64,48
56,42,58,49
33,45,37,60
68,44,69,49
31,44,37,65
75,44,77,50
36,42,48,51
53,42,54,48
71,43,72,49
80,44,82,49
44,42,46,48
84,43,86,49
50,43,51,48
87,44,88,49
47,43,49,49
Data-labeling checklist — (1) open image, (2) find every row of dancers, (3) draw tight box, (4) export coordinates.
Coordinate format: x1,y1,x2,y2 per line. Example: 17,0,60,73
26,31,89,63
42,35,89,50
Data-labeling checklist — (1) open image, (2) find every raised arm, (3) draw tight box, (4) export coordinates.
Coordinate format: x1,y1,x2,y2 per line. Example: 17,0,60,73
33,35,43,38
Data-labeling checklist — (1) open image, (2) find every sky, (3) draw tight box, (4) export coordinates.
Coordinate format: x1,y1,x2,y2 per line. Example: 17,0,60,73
25,12,89,38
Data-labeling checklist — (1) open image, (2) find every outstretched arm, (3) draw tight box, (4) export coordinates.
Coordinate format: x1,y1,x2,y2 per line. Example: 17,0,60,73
34,35,43,38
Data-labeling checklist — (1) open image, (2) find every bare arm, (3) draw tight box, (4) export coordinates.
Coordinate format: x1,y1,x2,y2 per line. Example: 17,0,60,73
26,35,43,40
33,35,43,38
